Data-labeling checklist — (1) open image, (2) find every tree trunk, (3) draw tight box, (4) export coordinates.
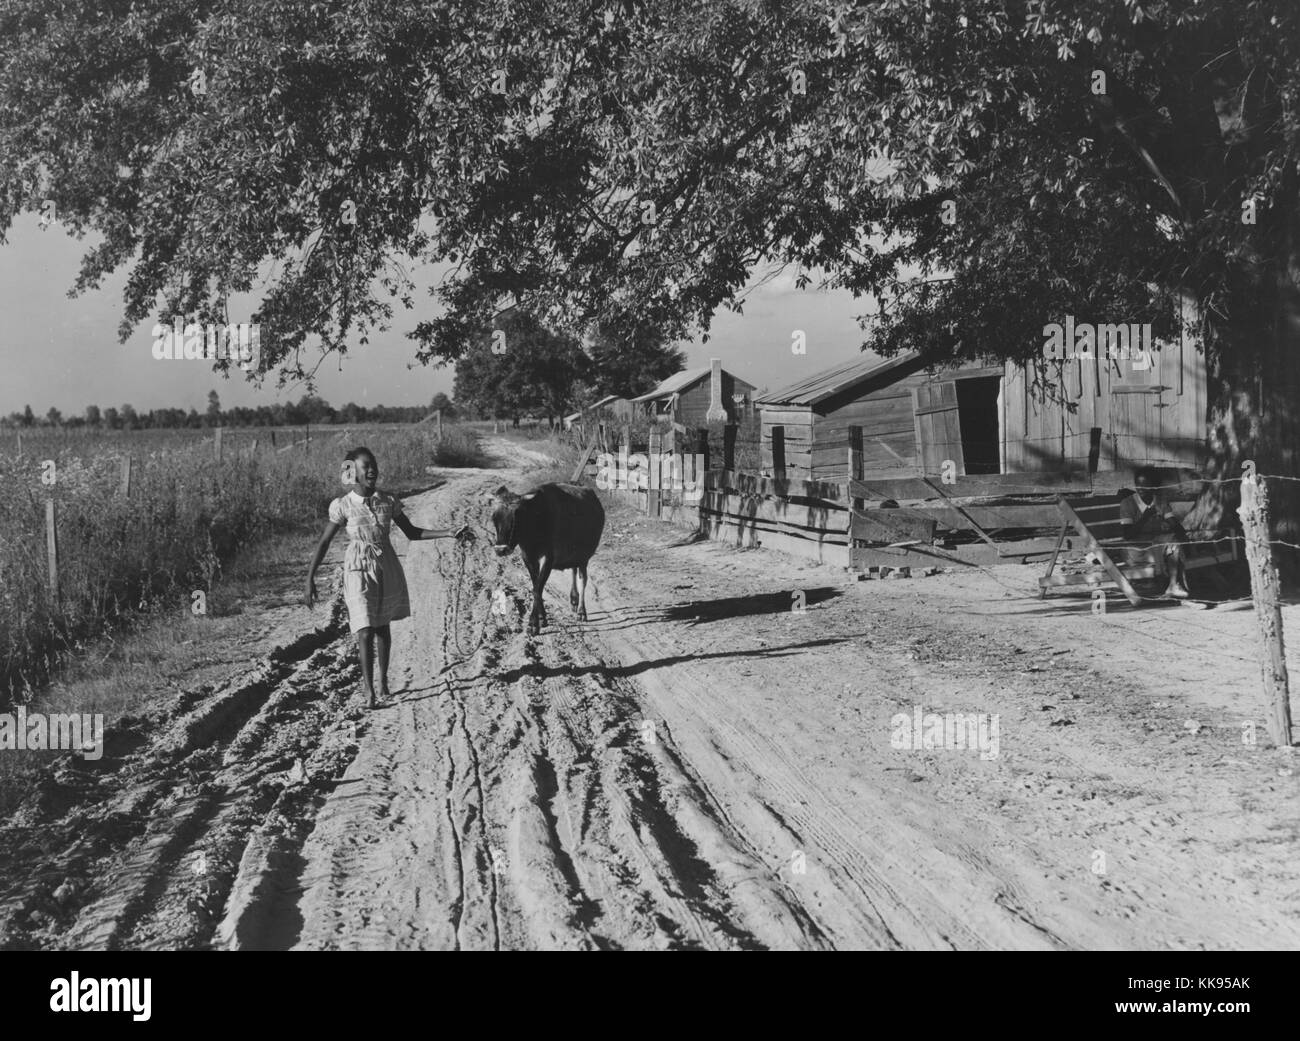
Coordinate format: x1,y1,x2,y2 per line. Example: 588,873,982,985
1190,185,1300,583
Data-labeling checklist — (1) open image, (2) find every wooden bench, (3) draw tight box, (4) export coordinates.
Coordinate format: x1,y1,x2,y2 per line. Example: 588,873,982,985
1038,494,1240,607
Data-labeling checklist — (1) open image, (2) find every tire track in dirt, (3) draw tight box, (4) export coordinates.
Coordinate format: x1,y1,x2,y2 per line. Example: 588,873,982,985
223,451,829,949
581,542,1101,949
17,437,1294,950
0,590,366,951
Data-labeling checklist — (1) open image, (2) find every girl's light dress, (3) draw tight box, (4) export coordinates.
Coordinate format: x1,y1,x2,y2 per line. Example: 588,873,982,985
327,490,411,633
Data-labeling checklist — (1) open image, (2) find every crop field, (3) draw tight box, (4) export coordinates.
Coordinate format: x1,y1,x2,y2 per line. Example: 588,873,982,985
0,422,488,704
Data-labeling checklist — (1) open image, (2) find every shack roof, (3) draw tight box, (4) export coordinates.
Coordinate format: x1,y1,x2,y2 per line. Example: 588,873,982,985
631,366,755,403
756,351,921,407
564,395,628,423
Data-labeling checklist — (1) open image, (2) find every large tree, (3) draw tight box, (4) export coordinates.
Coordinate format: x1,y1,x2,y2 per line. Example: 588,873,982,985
454,308,590,423
585,317,685,399
2,1,1296,531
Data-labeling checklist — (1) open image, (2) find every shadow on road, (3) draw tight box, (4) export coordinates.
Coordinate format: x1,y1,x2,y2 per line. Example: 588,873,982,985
489,635,856,685
659,586,842,624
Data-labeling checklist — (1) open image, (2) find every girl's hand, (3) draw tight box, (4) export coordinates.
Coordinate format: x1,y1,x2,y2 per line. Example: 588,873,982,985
305,577,317,608
453,525,473,541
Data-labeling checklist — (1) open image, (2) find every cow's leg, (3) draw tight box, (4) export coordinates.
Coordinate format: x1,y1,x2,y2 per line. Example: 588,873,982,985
570,568,580,611
518,553,538,630
576,563,589,621
530,556,552,635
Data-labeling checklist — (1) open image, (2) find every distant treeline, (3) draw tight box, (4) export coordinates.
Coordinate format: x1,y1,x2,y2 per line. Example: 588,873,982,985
1,393,461,430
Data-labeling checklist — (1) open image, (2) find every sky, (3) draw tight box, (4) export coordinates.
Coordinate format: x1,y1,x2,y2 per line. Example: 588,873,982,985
0,214,880,419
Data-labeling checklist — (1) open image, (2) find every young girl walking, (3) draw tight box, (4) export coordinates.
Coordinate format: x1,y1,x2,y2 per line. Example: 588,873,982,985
306,446,468,708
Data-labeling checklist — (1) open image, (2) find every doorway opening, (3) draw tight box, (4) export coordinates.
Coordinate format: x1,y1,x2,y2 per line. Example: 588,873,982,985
956,376,1002,475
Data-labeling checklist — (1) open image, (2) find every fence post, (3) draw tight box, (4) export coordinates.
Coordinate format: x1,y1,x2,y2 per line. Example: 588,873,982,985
570,433,599,484
119,455,132,498
214,426,223,462
46,499,59,604
771,426,785,480
251,438,259,458
697,428,710,474
17,432,22,458
271,430,277,450
620,429,630,501
724,424,736,473
847,425,864,558
648,428,662,518
435,409,443,439
1238,473,1294,746
848,425,864,505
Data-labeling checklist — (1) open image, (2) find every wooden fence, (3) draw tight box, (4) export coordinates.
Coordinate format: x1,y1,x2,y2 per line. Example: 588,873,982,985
583,427,1290,746
585,422,1192,569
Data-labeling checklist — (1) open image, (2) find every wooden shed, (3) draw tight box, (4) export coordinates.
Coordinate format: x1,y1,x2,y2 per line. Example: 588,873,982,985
756,344,1208,482
632,358,756,428
563,394,634,431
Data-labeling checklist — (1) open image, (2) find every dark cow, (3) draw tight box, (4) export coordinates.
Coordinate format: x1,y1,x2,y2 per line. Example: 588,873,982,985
491,483,605,635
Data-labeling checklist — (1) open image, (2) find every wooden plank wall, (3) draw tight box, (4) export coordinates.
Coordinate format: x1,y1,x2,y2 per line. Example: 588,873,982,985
675,373,754,428
759,338,1207,481
675,379,711,429
1001,338,1206,473
760,377,927,479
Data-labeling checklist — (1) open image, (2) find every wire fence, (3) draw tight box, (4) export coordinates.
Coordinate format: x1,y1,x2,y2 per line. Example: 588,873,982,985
0,424,445,706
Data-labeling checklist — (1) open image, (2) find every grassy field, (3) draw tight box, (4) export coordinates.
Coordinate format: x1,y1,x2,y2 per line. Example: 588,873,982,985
0,421,489,705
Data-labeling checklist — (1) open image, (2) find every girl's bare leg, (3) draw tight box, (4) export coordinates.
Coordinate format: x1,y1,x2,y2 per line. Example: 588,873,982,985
355,627,377,708
374,624,391,700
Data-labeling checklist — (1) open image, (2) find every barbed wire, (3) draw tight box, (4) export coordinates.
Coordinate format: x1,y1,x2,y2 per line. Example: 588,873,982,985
591,461,1300,500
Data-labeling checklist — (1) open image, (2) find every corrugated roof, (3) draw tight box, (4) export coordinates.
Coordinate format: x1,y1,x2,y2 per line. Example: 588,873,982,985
566,395,631,422
631,366,712,402
756,351,921,407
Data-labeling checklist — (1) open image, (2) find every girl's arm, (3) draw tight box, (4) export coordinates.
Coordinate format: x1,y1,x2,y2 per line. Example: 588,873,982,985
305,520,341,607
394,514,469,541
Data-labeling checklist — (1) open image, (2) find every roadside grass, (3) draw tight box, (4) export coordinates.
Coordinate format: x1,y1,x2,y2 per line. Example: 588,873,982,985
0,524,330,818
0,422,488,709
516,433,587,489
431,424,494,468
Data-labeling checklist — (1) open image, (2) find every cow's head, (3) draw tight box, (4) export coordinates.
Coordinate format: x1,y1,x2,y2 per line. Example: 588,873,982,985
490,486,533,556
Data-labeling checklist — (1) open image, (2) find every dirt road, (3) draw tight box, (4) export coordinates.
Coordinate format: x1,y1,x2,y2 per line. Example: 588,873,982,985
4,436,1298,950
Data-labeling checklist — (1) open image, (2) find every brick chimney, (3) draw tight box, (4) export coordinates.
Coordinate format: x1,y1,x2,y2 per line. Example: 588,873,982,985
705,357,727,423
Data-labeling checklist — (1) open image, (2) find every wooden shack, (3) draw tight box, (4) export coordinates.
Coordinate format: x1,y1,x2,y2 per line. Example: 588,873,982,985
563,394,634,431
756,344,1208,482
633,358,756,428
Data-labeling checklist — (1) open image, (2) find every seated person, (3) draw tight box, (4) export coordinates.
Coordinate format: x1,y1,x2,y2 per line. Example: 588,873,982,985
1119,467,1189,599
